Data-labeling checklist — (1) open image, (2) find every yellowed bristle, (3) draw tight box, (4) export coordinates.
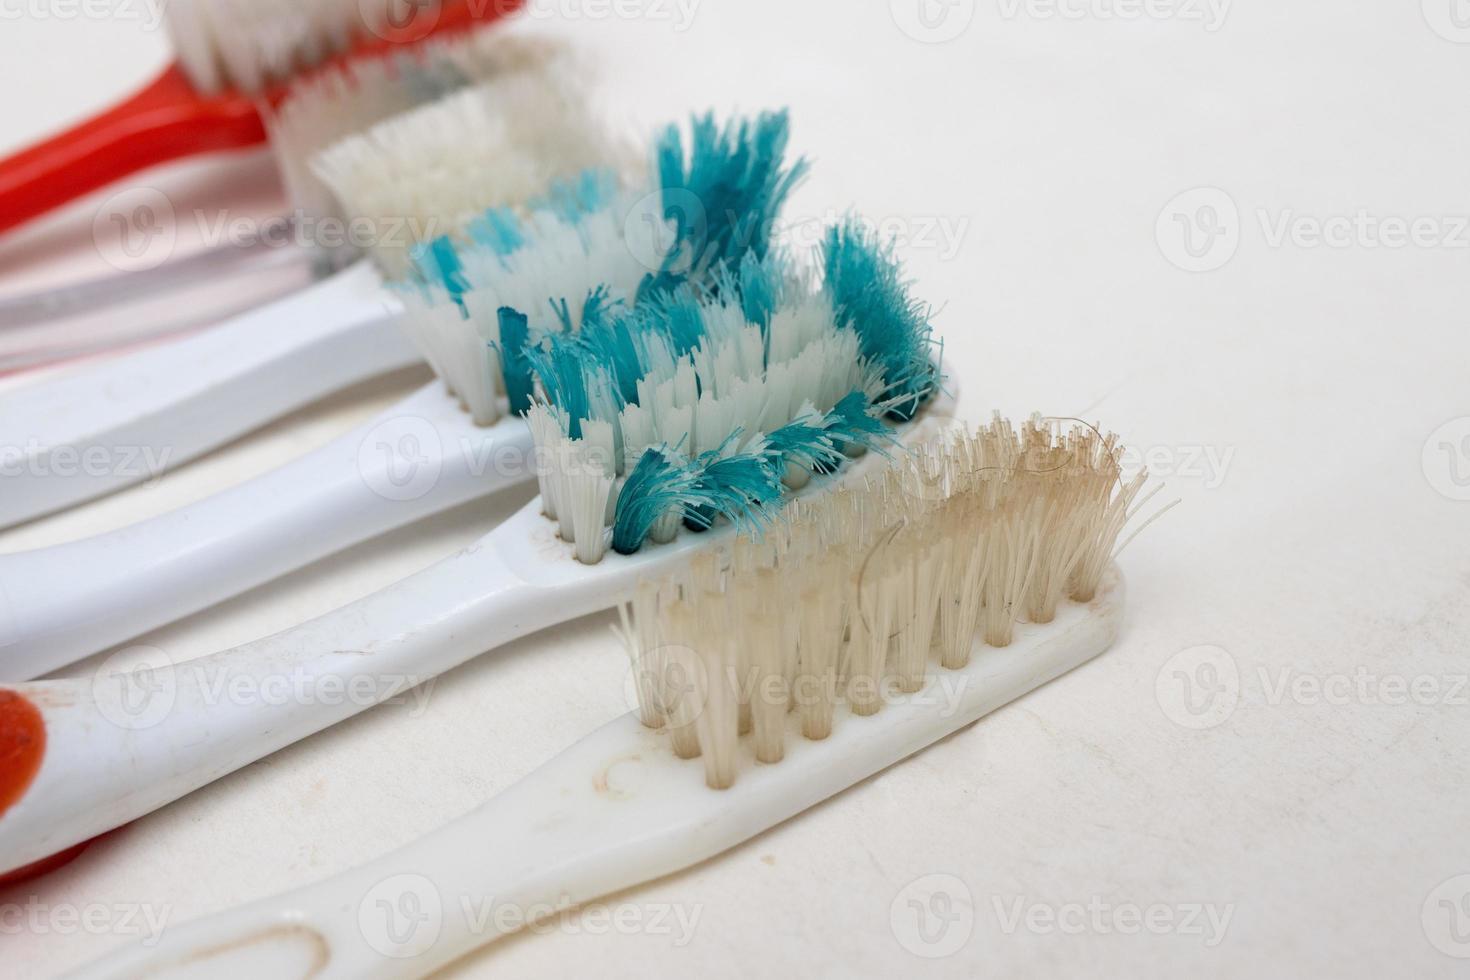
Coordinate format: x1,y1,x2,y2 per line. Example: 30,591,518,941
623,415,1165,790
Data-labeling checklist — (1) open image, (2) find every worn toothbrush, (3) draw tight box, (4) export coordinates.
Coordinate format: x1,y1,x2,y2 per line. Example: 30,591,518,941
0,39,609,529
0,0,525,234
67,412,1151,979
0,220,956,875
0,110,805,680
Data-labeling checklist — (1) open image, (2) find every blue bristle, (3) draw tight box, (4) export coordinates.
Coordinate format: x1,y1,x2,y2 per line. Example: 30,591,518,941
611,449,709,555
411,235,470,302
575,313,646,406
735,250,786,331
494,307,535,415
824,390,895,452
640,110,809,302
684,438,785,533
822,219,939,420
528,168,620,225
466,206,526,256
525,342,594,439
764,418,843,474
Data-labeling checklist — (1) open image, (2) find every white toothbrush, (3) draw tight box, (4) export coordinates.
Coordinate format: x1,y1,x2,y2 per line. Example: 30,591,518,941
0,213,928,871
0,110,802,679
0,261,413,528
65,409,1149,979
0,397,957,877
0,383,530,680
0,37,599,530
0,190,664,679
72,569,1124,980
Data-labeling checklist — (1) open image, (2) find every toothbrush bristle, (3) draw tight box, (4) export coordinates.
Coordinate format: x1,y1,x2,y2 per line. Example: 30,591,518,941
640,111,811,300
268,32,571,228
167,0,458,96
311,67,630,277
615,418,1157,790
387,110,808,441
529,213,939,564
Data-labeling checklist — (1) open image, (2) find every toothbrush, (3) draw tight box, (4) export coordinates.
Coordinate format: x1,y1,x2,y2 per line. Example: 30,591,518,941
67,413,1147,980
0,220,948,875
0,48,611,530
0,0,524,235
0,30,566,372
0,112,805,679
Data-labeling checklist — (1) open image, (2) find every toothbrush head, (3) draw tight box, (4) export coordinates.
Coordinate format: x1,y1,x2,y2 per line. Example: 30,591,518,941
268,30,576,238
386,111,811,431
309,61,633,278
163,0,525,97
525,215,943,565
618,416,1161,789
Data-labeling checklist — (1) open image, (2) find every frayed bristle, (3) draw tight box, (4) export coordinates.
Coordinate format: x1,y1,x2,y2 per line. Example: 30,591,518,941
394,176,662,424
525,214,938,564
640,111,810,300
312,67,636,277
823,219,941,420
393,109,811,435
268,32,574,240
620,417,1165,790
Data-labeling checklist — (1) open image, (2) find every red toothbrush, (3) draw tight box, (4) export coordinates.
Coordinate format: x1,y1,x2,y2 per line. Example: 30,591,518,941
0,0,524,235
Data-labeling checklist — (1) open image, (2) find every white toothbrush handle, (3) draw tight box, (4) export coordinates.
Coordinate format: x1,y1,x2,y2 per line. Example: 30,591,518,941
0,515,620,875
0,386,533,681
70,567,1125,980
0,261,418,529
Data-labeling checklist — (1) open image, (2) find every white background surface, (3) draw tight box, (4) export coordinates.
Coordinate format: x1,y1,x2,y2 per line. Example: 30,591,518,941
2,1,1469,977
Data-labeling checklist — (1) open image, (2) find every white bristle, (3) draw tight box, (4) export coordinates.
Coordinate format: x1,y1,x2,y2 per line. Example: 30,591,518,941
268,31,575,236
396,193,671,433
618,417,1166,790
527,263,890,565
398,288,504,425
164,0,370,95
312,69,635,277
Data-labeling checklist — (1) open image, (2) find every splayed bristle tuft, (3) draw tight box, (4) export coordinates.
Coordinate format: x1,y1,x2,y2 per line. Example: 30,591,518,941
619,417,1165,790
640,110,810,301
823,219,941,420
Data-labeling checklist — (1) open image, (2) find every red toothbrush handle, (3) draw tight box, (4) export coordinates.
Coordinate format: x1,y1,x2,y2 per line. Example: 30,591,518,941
0,0,528,236
0,64,266,236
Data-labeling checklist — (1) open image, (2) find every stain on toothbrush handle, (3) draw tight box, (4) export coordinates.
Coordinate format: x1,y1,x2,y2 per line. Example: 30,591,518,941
0,689,43,821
